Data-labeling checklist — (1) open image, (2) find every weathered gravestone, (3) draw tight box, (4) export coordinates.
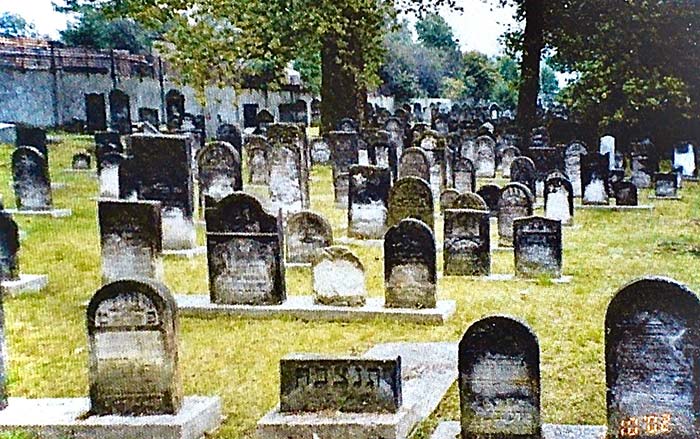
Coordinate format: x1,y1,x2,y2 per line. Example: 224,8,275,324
513,216,562,279
443,209,490,276
614,181,639,206
95,131,123,166
246,135,271,185
85,93,107,133
328,131,359,206
454,157,476,193
348,165,391,239
630,140,658,189
71,152,92,170
137,107,159,127
0,213,19,282
87,278,181,416
216,123,243,157
581,153,610,205
255,109,275,134
440,189,460,212
12,146,52,211
312,246,366,307
529,147,563,196
165,89,185,131
279,355,401,413
196,141,242,203
399,147,431,183
310,138,331,164
605,277,700,439
500,146,520,178
286,211,333,264
600,135,616,170
108,89,132,135
387,177,434,230
15,124,48,158
267,124,309,213
384,218,436,309
99,152,125,199
673,142,696,178
510,156,537,201
654,173,679,198
458,316,541,438
544,176,574,226
98,199,163,284
474,135,496,178
454,192,488,211
608,170,626,198
497,183,534,247
415,130,450,198
205,193,285,305
125,134,195,250
477,184,501,217
565,141,588,197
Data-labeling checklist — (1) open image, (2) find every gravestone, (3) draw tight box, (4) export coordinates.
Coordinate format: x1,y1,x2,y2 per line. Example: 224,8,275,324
279,355,401,413
98,199,163,284
384,218,436,309
654,173,678,198
246,135,271,185
0,212,20,281
196,141,242,203
476,184,501,217
454,192,488,211
440,189,460,212
348,165,391,239
267,124,309,214
565,141,588,197
510,156,537,201
312,246,366,307
72,152,92,170
497,183,534,247
286,211,333,264
99,152,125,198
387,177,434,230
529,147,563,195
216,124,243,157
581,153,610,205
474,135,496,178
513,216,562,279
85,93,107,133
87,278,181,416
165,89,185,131
137,107,159,127
12,146,52,211
608,170,626,198
328,131,359,206
310,138,331,164
205,193,285,305
398,147,431,182
673,142,696,178
614,181,639,206
15,124,48,158
458,316,541,438
500,146,520,178
95,131,123,169
630,141,658,189
605,277,700,439
443,209,490,276
255,109,275,134
599,135,616,170
337,118,358,132
108,89,132,134
454,157,476,193
544,176,574,226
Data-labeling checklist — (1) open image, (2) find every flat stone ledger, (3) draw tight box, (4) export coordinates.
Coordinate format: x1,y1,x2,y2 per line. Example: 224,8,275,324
431,422,606,439
87,280,181,417
313,246,365,307
99,199,163,284
207,233,285,306
443,209,490,276
280,356,402,414
514,216,562,279
1,274,49,296
605,278,700,439
348,165,391,239
258,342,457,439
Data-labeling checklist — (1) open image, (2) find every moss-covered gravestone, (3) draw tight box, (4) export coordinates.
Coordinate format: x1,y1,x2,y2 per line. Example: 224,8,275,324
513,216,562,279
443,209,490,277
12,146,52,211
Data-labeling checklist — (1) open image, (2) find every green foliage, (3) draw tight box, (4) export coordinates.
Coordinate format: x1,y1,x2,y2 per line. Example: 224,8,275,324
415,13,458,52
460,51,499,102
293,51,322,95
60,9,153,54
0,12,37,38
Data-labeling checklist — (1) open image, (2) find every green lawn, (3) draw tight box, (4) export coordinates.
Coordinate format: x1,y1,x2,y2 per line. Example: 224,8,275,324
1,133,699,438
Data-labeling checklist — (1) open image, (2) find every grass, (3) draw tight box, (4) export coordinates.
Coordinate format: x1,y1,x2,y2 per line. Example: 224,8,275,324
2,133,700,438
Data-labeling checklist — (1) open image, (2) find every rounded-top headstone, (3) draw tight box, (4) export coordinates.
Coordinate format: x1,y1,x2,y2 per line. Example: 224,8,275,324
205,192,277,233
286,211,333,264
454,192,488,211
312,246,366,307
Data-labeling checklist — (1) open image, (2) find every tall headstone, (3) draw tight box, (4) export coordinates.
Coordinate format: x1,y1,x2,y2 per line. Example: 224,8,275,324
581,153,610,205
513,216,562,279
165,89,185,131
544,176,574,226
0,212,20,282
216,124,243,157
312,246,366,307
87,279,181,416
205,193,285,305
99,152,125,198
398,147,431,183
673,142,696,178
474,135,496,178
328,130,359,207
454,157,476,193
12,146,52,211
600,135,616,170
443,208,490,276
246,135,271,185
384,218,436,309
348,165,391,239
85,93,107,133
98,199,163,284
285,211,333,264
605,277,700,439
109,89,132,135
196,141,242,203
565,141,588,197
630,140,658,189
387,177,434,229
510,156,537,201
459,316,541,439
267,124,309,214
500,146,520,178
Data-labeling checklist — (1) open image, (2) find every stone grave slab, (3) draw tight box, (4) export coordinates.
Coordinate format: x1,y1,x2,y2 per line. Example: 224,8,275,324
4,208,72,218
258,342,457,439
1,274,48,295
430,421,606,439
162,246,207,258
174,295,456,325
577,204,654,211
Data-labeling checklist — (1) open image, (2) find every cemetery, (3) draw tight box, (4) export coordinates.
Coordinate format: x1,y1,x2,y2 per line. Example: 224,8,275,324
0,1,700,438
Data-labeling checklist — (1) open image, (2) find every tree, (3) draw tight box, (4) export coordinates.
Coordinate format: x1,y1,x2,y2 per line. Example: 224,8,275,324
460,51,499,103
0,12,37,38
415,13,458,52
60,9,153,54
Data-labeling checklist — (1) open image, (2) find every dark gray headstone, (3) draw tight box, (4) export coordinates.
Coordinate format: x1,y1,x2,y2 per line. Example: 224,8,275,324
387,177,434,230
12,146,52,211
87,279,181,416
15,124,48,158
137,107,159,127
544,176,574,226
510,156,537,200
328,131,360,206
98,199,163,284
514,216,562,278
454,157,476,193
581,153,610,205
216,124,243,157
384,218,436,309
109,89,132,134
196,141,242,203
474,135,496,178
286,211,333,264
443,209,490,276
605,277,700,439
72,152,92,170
280,355,401,413
348,165,391,239
477,184,501,217
0,213,20,282
85,93,107,133
654,173,678,198
565,141,588,197
497,183,534,247
614,181,638,206
459,316,541,438
246,135,271,185
165,89,185,131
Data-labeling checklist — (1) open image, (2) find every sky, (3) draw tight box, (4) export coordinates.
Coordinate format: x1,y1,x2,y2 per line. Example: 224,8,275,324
2,0,517,56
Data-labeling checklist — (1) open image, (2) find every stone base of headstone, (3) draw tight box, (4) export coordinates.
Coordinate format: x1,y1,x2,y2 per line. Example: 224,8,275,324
449,273,572,284
682,176,699,182
335,237,384,248
2,274,48,295
0,396,222,439
577,204,654,211
162,246,207,258
490,244,514,253
286,262,312,268
176,295,456,325
429,421,606,439
61,168,97,176
5,208,72,218
51,182,67,190
257,342,457,439
648,195,682,200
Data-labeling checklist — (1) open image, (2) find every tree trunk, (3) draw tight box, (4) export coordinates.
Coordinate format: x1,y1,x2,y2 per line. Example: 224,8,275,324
517,0,545,147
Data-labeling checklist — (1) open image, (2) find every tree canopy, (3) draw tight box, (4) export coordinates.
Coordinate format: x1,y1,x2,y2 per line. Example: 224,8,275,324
0,12,38,38
60,9,153,54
